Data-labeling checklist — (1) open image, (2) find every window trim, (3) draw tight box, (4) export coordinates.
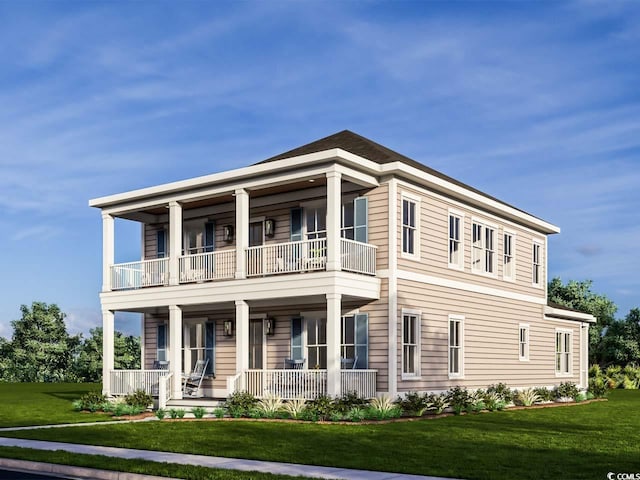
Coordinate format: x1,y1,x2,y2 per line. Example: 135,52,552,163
519,323,530,361
400,192,420,260
503,229,516,282
447,209,464,271
471,218,497,277
555,328,573,377
401,308,421,380
448,314,465,379
532,240,543,288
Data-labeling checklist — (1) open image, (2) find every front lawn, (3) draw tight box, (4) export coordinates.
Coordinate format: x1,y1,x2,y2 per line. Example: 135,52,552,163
0,383,111,427
0,447,314,480
2,390,638,480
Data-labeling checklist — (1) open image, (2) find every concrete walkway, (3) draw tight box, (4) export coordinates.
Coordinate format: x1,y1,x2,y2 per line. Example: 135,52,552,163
0,437,458,480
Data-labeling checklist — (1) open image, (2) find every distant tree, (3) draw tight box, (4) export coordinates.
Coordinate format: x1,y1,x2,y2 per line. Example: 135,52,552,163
0,302,81,382
548,278,618,364
72,327,141,382
599,308,640,366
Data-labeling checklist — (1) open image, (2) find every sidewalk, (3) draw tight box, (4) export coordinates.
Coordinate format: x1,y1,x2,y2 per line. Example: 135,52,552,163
0,436,459,480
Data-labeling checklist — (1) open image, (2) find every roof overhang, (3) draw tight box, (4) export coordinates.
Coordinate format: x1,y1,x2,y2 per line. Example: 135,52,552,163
544,305,597,324
89,148,560,234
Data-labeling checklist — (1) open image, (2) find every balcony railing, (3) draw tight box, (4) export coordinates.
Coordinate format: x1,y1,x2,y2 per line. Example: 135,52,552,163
340,238,377,275
111,258,168,290
179,250,236,283
109,239,376,290
246,238,327,277
231,369,377,400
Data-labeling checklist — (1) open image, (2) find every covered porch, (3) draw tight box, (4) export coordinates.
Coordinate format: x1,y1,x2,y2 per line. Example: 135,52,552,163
103,293,379,408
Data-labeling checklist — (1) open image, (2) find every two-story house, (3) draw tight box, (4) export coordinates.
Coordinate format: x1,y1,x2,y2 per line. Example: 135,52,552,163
90,130,595,406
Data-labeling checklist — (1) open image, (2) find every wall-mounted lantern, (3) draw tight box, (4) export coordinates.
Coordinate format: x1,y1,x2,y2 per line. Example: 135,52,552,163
223,320,234,337
223,225,234,243
265,317,275,336
265,219,276,238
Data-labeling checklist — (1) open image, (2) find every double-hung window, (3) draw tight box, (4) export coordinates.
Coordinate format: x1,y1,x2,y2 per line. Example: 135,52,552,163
402,311,420,378
532,242,542,286
472,222,495,274
291,314,369,369
556,330,572,375
503,232,515,280
448,315,464,377
402,196,418,257
519,324,529,361
448,213,463,269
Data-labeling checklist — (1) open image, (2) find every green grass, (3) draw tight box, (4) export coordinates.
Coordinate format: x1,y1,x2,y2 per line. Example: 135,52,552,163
0,447,315,480
0,383,111,427
1,389,638,480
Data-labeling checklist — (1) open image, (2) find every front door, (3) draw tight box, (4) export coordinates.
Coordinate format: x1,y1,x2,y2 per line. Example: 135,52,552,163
249,319,264,369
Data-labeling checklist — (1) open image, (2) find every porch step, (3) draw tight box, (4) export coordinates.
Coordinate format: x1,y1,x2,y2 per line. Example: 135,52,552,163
166,398,226,409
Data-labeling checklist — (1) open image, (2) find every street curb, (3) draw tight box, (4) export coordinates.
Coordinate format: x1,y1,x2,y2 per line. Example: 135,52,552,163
0,458,176,480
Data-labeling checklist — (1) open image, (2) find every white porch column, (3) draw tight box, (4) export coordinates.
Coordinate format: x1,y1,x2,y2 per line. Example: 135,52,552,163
168,201,182,286
102,310,114,396
169,305,183,399
235,189,249,279
101,213,114,292
326,293,342,397
235,300,249,372
326,171,342,271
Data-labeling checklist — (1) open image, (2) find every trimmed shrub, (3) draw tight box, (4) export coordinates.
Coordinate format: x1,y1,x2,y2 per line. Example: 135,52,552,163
487,383,514,404
429,393,450,414
224,391,258,417
446,386,472,415
555,382,579,400
395,392,431,416
533,387,554,402
124,389,153,409
333,391,368,414
77,391,106,411
307,395,336,421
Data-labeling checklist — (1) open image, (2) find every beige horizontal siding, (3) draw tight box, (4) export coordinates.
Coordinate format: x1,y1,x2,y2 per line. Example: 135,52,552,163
396,278,581,392
396,185,546,299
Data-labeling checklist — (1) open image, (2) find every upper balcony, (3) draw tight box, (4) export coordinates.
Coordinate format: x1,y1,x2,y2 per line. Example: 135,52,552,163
110,237,376,290
96,162,383,308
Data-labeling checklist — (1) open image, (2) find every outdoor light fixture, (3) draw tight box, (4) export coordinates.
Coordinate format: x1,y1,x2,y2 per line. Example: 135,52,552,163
265,317,275,336
265,219,276,238
223,225,234,243
223,320,234,337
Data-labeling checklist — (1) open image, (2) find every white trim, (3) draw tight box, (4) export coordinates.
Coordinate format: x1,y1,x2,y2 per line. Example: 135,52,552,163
401,308,421,380
397,269,545,305
544,306,596,323
555,327,573,377
502,229,517,282
518,323,530,361
400,192,420,261
394,179,558,237
532,240,544,288
448,314,465,379
470,218,497,278
388,179,398,397
384,164,560,234
447,209,465,271
90,146,559,234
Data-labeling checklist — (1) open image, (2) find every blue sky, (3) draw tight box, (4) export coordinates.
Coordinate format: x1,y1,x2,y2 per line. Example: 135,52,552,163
0,0,638,338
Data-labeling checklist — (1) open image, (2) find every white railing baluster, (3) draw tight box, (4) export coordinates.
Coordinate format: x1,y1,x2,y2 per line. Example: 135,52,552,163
246,238,327,277
237,369,375,400
340,238,377,276
179,249,236,283
110,258,169,290
109,369,170,397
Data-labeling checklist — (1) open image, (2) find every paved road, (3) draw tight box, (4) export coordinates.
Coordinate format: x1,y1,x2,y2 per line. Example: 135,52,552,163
0,469,69,479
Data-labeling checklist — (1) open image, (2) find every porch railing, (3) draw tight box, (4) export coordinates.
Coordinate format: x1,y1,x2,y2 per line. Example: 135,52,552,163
341,369,377,398
111,258,168,290
179,249,236,283
340,238,377,275
246,238,327,277
231,369,377,400
109,369,169,397
158,373,173,409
